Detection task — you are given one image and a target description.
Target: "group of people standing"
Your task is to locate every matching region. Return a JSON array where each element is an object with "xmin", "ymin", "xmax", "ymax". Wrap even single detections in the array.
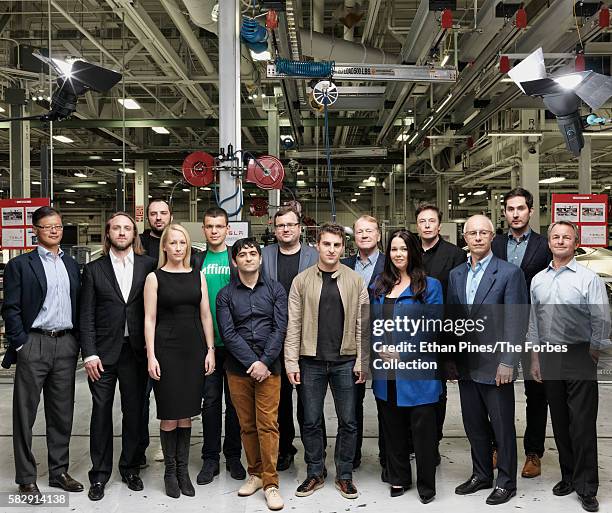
[{"xmin": 1, "ymin": 186, "xmax": 608, "ymax": 512}]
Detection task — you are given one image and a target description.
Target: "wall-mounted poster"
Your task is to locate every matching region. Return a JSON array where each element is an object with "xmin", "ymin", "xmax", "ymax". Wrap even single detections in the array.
[
  {"xmin": 552, "ymin": 194, "xmax": 609, "ymax": 247},
  {"xmin": 0, "ymin": 198, "xmax": 50, "ymax": 249}
]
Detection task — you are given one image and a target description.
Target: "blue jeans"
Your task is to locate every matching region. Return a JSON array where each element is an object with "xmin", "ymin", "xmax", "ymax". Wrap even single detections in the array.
[{"xmin": 300, "ymin": 359, "xmax": 357, "ymax": 480}]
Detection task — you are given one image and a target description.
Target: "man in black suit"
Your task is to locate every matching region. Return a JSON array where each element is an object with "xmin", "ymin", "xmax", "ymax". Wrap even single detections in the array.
[
  {"xmin": 415, "ymin": 202, "xmax": 466, "ymax": 463},
  {"xmin": 492, "ymin": 187, "xmax": 552, "ymax": 479},
  {"xmin": 1, "ymin": 206, "xmax": 83, "ymax": 503},
  {"xmin": 80, "ymin": 212, "xmax": 156, "ymax": 501},
  {"xmin": 341, "ymin": 215, "xmax": 385, "ymax": 470}
]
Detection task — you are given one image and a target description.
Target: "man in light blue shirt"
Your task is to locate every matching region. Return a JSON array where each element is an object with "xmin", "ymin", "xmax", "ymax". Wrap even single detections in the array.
[{"xmin": 528, "ymin": 221, "xmax": 610, "ymax": 513}]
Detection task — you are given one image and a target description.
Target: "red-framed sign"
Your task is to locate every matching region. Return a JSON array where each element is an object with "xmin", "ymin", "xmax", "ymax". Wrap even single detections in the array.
[
  {"xmin": 0, "ymin": 198, "xmax": 51, "ymax": 249},
  {"xmin": 551, "ymin": 193, "xmax": 609, "ymax": 247}
]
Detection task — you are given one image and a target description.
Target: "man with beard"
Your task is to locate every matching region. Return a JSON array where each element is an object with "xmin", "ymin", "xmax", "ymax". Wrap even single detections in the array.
[
  {"xmin": 140, "ymin": 199, "xmax": 173, "ymax": 262},
  {"xmin": 261, "ymin": 205, "xmax": 318, "ymax": 471},
  {"xmin": 138, "ymin": 198, "xmax": 173, "ymax": 466},
  {"xmin": 492, "ymin": 188, "xmax": 552, "ymax": 478},
  {"xmin": 80, "ymin": 212, "xmax": 157, "ymax": 501}
]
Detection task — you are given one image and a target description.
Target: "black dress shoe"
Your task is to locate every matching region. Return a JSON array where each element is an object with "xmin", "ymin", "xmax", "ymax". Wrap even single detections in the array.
[
  {"xmin": 49, "ymin": 472, "xmax": 84, "ymax": 492},
  {"xmin": 419, "ymin": 494, "xmax": 435, "ymax": 504},
  {"xmin": 196, "ymin": 459, "xmax": 219, "ymax": 485},
  {"xmin": 277, "ymin": 453, "xmax": 294, "ymax": 471},
  {"xmin": 121, "ymin": 473, "xmax": 144, "ymax": 491},
  {"xmin": 455, "ymin": 475, "xmax": 493, "ymax": 495},
  {"xmin": 18, "ymin": 483, "xmax": 42, "ymax": 504},
  {"xmin": 580, "ymin": 495, "xmax": 599, "ymax": 512},
  {"xmin": 389, "ymin": 485, "xmax": 410, "ymax": 497},
  {"xmin": 226, "ymin": 458, "xmax": 246, "ymax": 480},
  {"xmin": 552, "ymin": 480, "xmax": 574, "ymax": 496},
  {"xmin": 88, "ymin": 482, "xmax": 105, "ymax": 501},
  {"xmin": 486, "ymin": 487, "xmax": 516, "ymax": 505}
]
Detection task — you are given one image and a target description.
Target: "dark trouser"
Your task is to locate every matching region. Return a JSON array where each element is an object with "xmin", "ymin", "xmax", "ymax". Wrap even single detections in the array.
[
  {"xmin": 296, "ymin": 383, "xmax": 327, "ymax": 454},
  {"xmin": 521, "ymin": 353, "xmax": 548, "ymax": 457},
  {"xmin": 544, "ymin": 379, "xmax": 598, "ymax": 497},
  {"xmin": 459, "ymin": 379, "xmax": 517, "ymax": 490},
  {"xmin": 300, "ymin": 359, "xmax": 356, "ymax": 480},
  {"xmin": 138, "ymin": 377, "xmax": 155, "ymax": 458},
  {"xmin": 200, "ymin": 347, "xmax": 242, "ymax": 462},
  {"xmin": 278, "ymin": 365, "xmax": 297, "ymax": 457},
  {"xmin": 13, "ymin": 332, "xmax": 79, "ymax": 485},
  {"xmin": 88, "ymin": 342, "xmax": 148, "ymax": 484},
  {"xmin": 353, "ymin": 381, "xmax": 366, "ymax": 465},
  {"xmin": 377, "ymin": 398, "xmax": 437, "ymax": 498},
  {"xmin": 227, "ymin": 373, "xmax": 281, "ymax": 489}
]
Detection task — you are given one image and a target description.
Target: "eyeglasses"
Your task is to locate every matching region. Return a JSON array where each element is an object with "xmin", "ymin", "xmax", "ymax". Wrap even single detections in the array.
[
  {"xmin": 464, "ymin": 229, "xmax": 493, "ymax": 239},
  {"xmin": 275, "ymin": 222, "xmax": 299, "ymax": 229},
  {"xmin": 34, "ymin": 224, "xmax": 64, "ymax": 231}
]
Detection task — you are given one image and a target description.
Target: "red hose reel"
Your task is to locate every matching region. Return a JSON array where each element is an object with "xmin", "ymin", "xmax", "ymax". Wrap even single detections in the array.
[
  {"xmin": 182, "ymin": 151, "xmax": 215, "ymax": 187},
  {"xmin": 245, "ymin": 155, "xmax": 285, "ymax": 190}
]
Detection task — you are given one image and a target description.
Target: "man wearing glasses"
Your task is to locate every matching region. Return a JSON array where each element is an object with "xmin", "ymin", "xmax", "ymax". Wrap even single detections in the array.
[
  {"xmin": 262, "ymin": 205, "xmax": 318, "ymax": 471},
  {"xmin": 447, "ymin": 215, "xmax": 528, "ymax": 506},
  {"xmin": 2, "ymin": 206, "xmax": 83, "ymax": 503}
]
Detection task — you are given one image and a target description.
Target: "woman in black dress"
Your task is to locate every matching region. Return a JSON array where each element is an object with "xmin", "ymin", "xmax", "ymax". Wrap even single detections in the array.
[{"xmin": 144, "ymin": 223, "xmax": 215, "ymax": 498}]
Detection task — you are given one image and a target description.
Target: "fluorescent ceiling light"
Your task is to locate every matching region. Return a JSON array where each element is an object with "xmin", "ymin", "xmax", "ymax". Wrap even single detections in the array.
[
  {"xmin": 65, "ymin": 200, "xmax": 75, "ymax": 205},
  {"xmin": 32, "ymin": 180, "xmax": 41, "ymax": 185},
  {"xmin": 441, "ymin": 54, "xmax": 450, "ymax": 67},
  {"xmin": 435, "ymin": 94, "xmax": 453, "ymax": 113},
  {"xmin": 249, "ymin": 193, "xmax": 257, "ymax": 197},
  {"xmin": 539, "ymin": 176, "xmax": 566, "ymax": 184},
  {"xmin": 97, "ymin": 181, "xmax": 107, "ymax": 185},
  {"xmin": 408, "ymin": 132, "xmax": 420, "ymax": 144},
  {"xmin": 358, "ymin": 185, "xmax": 366, "ymax": 189},
  {"xmin": 397, "ymin": 132, "xmax": 409, "ymax": 142},
  {"xmin": 52, "ymin": 135, "xmax": 73, "ymax": 143},
  {"xmin": 297, "ymin": 180, "xmax": 307, "ymax": 186},
  {"xmin": 500, "ymin": 77, "xmax": 514, "ymax": 82},
  {"xmin": 112, "ymin": 158, "xmax": 122, "ymax": 162},
  {"xmin": 354, "ymin": 192, "xmax": 361, "ymax": 196},
  {"xmin": 152, "ymin": 126, "xmax": 170, "ymax": 134},
  {"xmin": 473, "ymin": 190, "xmax": 487, "ymax": 196},
  {"xmin": 182, "ymin": 188, "xmax": 190, "ymax": 192},
  {"xmin": 297, "ymin": 170, "xmax": 305, "ymax": 175},
  {"xmin": 351, "ymin": 198, "xmax": 358, "ymax": 202},
  {"xmin": 64, "ymin": 188, "xmax": 76, "ymax": 193},
  {"xmin": 0, "ymin": 106, "xmax": 5, "ymax": 113},
  {"xmin": 119, "ymin": 167, "xmax": 136, "ymax": 173},
  {"xmin": 148, "ymin": 172, "xmax": 152, "ymax": 176},
  {"xmin": 163, "ymin": 180, "xmax": 173, "ymax": 184},
  {"xmin": 422, "ymin": 116, "xmax": 434, "ymax": 130},
  {"xmin": 553, "ymin": 74, "xmax": 585, "ymax": 90},
  {"xmin": 200, "ymin": 186, "xmax": 211, "ymax": 191},
  {"xmin": 118, "ymin": 98, "xmax": 141, "ymax": 109},
  {"xmin": 368, "ymin": 175, "xmax": 376, "ymax": 181},
  {"xmin": 488, "ymin": 132, "xmax": 543, "ymax": 137},
  {"xmin": 89, "ymin": 155, "xmax": 102, "ymax": 160},
  {"xmin": 459, "ymin": 197, "xmax": 466, "ymax": 204},
  {"xmin": 74, "ymin": 172, "xmax": 87, "ymax": 178}
]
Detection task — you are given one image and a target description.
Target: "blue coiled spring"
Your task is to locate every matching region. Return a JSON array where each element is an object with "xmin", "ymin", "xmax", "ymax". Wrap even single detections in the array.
[{"xmin": 275, "ymin": 58, "xmax": 334, "ymax": 77}]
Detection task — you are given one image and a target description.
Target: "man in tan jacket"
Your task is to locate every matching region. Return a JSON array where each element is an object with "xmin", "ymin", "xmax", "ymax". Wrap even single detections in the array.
[{"xmin": 285, "ymin": 223, "xmax": 369, "ymax": 500}]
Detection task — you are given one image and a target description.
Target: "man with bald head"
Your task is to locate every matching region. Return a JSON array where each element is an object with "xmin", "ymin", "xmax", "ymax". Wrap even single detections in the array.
[{"xmin": 446, "ymin": 215, "xmax": 528, "ymax": 506}]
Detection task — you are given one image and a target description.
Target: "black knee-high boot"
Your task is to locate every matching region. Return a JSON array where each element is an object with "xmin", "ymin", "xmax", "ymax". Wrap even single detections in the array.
[
  {"xmin": 176, "ymin": 427, "xmax": 195, "ymax": 496},
  {"xmin": 160, "ymin": 429, "xmax": 180, "ymax": 498}
]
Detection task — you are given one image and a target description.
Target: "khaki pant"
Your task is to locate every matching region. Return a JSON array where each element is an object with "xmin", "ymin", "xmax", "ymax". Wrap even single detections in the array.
[{"xmin": 227, "ymin": 373, "xmax": 281, "ymax": 489}]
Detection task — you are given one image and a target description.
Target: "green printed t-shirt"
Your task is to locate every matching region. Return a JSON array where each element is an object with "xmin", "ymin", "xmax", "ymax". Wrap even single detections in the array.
[{"xmin": 201, "ymin": 249, "xmax": 231, "ymax": 346}]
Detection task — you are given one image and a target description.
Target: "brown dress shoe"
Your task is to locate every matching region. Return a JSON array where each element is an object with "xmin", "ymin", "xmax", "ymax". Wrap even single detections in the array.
[{"xmin": 521, "ymin": 454, "xmax": 541, "ymax": 478}]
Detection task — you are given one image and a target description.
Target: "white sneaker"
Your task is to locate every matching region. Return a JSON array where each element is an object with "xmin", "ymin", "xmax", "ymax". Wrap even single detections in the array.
[
  {"xmin": 265, "ymin": 486, "xmax": 284, "ymax": 510},
  {"xmin": 238, "ymin": 475, "xmax": 263, "ymax": 496}
]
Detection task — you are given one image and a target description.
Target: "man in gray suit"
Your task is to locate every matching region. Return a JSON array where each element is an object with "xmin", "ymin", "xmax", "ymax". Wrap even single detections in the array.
[{"xmin": 262, "ymin": 205, "xmax": 318, "ymax": 471}]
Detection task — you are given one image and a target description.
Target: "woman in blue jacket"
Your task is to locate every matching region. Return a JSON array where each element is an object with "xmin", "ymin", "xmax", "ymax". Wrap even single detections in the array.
[{"xmin": 371, "ymin": 230, "xmax": 442, "ymax": 503}]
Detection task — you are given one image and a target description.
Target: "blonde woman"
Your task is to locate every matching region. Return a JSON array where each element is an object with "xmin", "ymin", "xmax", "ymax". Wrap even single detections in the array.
[{"xmin": 143, "ymin": 224, "xmax": 215, "ymax": 498}]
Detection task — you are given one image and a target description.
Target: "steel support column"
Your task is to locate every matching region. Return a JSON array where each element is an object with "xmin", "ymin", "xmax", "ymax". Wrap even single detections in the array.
[
  {"xmin": 520, "ymin": 110, "xmax": 541, "ymax": 232},
  {"xmin": 116, "ymin": 171, "xmax": 126, "ymax": 212},
  {"xmin": 9, "ymin": 103, "xmax": 30, "ymax": 198},
  {"xmin": 218, "ymin": 0, "xmax": 242, "ymax": 221},
  {"xmin": 134, "ymin": 159, "xmax": 149, "ymax": 232},
  {"xmin": 265, "ymin": 101, "xmax": 280, "ymax": 218},
  {"xmin": 579, "ymin": 137, "xmax": 592, "ymax": 194}
]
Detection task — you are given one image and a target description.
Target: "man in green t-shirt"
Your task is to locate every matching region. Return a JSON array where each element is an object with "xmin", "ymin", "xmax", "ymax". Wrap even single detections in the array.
[{"xmin": 192, "ymin": 207, "xmax": 245, "ymax": 485}]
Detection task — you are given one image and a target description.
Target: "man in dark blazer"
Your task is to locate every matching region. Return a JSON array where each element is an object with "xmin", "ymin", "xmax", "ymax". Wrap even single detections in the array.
[
  {"xmin": 415, "ymin": 202, "xmax": 466, "ymax": 462},
  {"xmin": 80, "ymin": 212, "xmax": 156, "ymax": 501},
  {"xmin": 447, "ymin": 215, "xmax": 528, "ymax": 506},
  {"xmin": 341, "ymin": 215, "xmax": 385, "ymax": 470},
  {"xmin": 1, "ymin": 206, "xmax": 83, "ymax": 502},
  {"xmin": 262, "ymin": 205, "xmax": 318, "ymax": 471},
  {"xmin": 492, "ymin": 187, "xmax": 552, "ymax": 479}
]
